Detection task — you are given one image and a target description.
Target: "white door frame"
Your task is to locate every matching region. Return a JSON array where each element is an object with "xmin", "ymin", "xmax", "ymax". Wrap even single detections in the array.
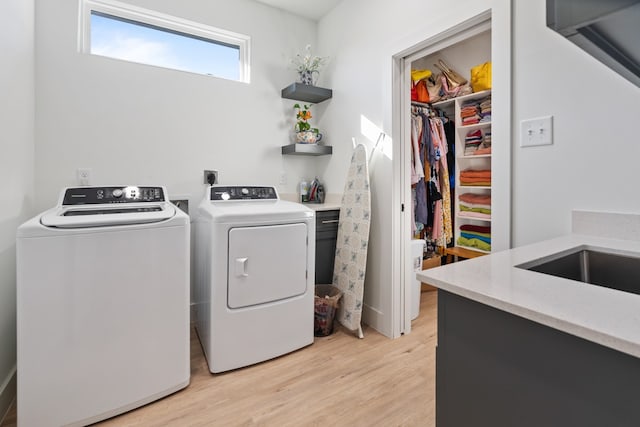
[{"xmin": 390, "ymin": 6, "xmax": 511, "ymax": 335}]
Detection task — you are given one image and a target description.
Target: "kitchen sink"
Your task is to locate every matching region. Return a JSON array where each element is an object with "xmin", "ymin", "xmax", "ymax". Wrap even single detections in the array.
[{"xmin": 516, "ymin": 246, "xmax": 640, "ymax": 296}]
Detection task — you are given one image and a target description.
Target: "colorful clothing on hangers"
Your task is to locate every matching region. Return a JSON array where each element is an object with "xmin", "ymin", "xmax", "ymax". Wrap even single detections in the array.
[
  {"xmin": 410, "ymin": 112, "xmax": 424, "ymax": 185},
  {"xmin": 410, "ymin": 105, "xmax": 455, "ymax": 248}
]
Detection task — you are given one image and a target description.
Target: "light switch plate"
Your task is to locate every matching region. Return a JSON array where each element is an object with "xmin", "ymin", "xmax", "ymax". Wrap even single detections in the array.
[{"xmin": 520, "ymin": 116, "xmax": 553, "ymax": 147}]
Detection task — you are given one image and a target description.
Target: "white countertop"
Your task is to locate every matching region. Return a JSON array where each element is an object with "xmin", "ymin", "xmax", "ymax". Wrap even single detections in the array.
[
  {"xmin": 417, "ymin": 233, "xmax": 640, "ymax": 358},
  {"xmin": 279, "ymin": 193, "xmax": 341, "ymax": 211}
]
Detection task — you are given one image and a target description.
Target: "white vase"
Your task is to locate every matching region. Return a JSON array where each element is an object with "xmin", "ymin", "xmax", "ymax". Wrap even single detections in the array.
[{"xmin": 298, "ymin": 70, "xmax": 318, "ymax": 86}]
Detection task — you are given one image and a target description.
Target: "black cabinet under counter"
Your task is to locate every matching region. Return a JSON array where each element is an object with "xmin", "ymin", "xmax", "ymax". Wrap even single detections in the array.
[{"xmin": 315, "ymin": 209, "xmax": 339, "ymax": 284}]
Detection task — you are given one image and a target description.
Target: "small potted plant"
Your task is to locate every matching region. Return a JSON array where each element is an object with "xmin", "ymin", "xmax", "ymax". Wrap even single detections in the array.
[
  {"xmin": 291, "ymin": 44, "xmax": 328, "ymax": 86},
  {"xmin": 294, "ymin": 103, "xmax": 322, "ymax": 144}
]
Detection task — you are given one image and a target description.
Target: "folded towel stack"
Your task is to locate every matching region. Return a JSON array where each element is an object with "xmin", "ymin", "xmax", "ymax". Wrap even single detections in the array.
[
  {"xmin": 460, "ymin": 100, "xmax": 480, "ymax": 126},
  {"xmin": 457, "ymin": 224, "xmax": 491, "ymax": 251},
  {"xmin": 460, "ymin": 95, "xmax": 491, "ymax": 126},
  {"xmin": 464, "ymin": 129, "xmax": 483, "ymax": 155},
  {"xmin": 458, "ymin": 193, "xmax": 491, "ymax": 219},
  {"xmin": 473, "ymin": 130, "xmax": 491, "ymax": 155},
  {"xmin": 460, "ymin": 169, "xmax": 491, "ymax": 186},
  {"xmin": 479, "ymin": 96, "xmax": 491, "ymax": 123},
  {"xmin": 464, "ymin": 129, "xmax": 492, "ymax": 156}
]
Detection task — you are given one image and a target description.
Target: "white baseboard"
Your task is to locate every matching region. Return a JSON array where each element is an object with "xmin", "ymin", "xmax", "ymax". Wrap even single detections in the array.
[{"xmin": 0, "ymin": 366, "xmax": 16, "ymax": 425}]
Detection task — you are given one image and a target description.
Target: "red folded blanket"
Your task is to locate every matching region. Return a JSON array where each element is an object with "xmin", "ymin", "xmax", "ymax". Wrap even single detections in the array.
[{"xmin": 460, "ymin": 224, "xmax": 491, "ymax": 234}]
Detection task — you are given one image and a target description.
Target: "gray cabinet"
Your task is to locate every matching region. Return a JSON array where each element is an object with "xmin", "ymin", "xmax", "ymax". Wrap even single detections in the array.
[
  {"xmin": 436, "ymin": 290, "xmax": 640, "ymax": 427},
  {"xmin": 315, "ymin": 209, "xmax": 339, "ymax": 283}
]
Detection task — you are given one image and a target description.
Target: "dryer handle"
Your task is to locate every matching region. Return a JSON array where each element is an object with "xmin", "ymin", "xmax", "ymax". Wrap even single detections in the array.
[{"xmin": 235, "ymin": 257, "xmax": 249, "ymax": 277}]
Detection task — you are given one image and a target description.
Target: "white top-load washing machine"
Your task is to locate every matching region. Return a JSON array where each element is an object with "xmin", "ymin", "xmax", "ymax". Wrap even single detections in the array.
[
  {"xmin": 17, "ymin": 186, "xmax": 190, "ymax": 427},
  {"xmin": 194, "ymin": 185, "xmax": 315, "ymax": 373}
]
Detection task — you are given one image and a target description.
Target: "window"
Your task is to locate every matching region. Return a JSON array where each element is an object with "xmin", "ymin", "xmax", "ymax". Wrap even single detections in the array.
[{"xmin": 79, "ymin": 0, "xmax": 250, "ymax": 82}]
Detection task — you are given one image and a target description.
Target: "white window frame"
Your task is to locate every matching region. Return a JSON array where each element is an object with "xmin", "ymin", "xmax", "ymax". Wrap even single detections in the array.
[{"xmin": 78, "ymin": 0, "xmax": 251, "ymax": 83}]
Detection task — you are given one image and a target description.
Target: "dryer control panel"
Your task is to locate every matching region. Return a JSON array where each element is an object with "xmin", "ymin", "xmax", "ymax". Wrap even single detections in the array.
[
  {"xmin": 210, "ymin": 186, "xmax": 278, "ymax": 201},
  {"xmin": 62, "ymin": 186, "xmax": 166, "ymax": 205}
]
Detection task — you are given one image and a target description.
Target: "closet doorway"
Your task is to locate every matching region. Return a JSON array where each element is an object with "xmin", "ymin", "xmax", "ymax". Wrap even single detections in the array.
[{"xmin": 391, "ymin": 8, "xmax": 511, "ymax": 336}]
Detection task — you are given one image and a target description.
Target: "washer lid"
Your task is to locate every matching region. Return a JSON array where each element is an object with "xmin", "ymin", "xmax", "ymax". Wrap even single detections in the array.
[{"xmin": 40, "ymin": 203, "xmax": 176, "ymax": 228}]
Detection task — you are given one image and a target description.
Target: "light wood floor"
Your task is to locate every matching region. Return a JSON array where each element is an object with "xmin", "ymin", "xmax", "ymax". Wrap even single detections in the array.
[{"xmin": 2, "ymin": 291, "xmax": 437, "ymax": 427}]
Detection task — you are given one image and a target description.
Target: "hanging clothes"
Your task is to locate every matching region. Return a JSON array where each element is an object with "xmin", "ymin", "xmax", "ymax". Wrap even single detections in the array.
[
  {"xmin": 430, "ymin": 117, "xmax": 453, "ymax": 247},
  {"xmin": 444, "ymin": 120, "xmax": 455, "ymax": 189},
  {"xmin": 410, "ymin": 104, "xmax": 453, "ymax": 248},
  {"xmin": 410, "ymin": 113, "xmax": 425, "ymax": 185},
  {"xmin": 419, "ymin": 111, "xmax": 434, "ymax": 230}
]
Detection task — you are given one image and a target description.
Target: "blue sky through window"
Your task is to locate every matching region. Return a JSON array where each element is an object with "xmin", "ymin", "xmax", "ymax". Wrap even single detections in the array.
[{"xmin": 90, "ymin": 12, "xmax": 240, "ymax": 80}]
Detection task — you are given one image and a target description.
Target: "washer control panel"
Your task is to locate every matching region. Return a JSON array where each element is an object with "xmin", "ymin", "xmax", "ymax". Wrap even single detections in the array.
[
  {"xmin": 62, "ymin": 186, "xmax": 165, "ymax": 205},
  {"xmin": 210, "ymin": 186, "xmax": 278, "ymax": 201}
]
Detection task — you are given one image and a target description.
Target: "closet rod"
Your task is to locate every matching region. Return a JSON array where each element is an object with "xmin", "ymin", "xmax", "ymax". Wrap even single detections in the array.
[{"xmin": 411, "ymin": 104, "xmax": 448, "ymax": 120}]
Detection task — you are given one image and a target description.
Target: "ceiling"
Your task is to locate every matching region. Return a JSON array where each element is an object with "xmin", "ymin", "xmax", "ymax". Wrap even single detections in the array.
[{"xmin": 253, "ymin": 0, "xmax": 342, "ymax": 21}]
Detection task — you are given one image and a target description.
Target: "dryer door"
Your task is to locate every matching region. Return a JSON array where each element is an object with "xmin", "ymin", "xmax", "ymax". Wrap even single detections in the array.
[{"xmin": 228, "ymin": 222, "xmax": 308, "ymax": 308}]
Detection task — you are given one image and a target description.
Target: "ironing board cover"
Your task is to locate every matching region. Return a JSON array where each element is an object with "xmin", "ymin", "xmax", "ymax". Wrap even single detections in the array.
[{"xmin": 334, "ymin": 144, "xmax": 371, "ymax": 338}]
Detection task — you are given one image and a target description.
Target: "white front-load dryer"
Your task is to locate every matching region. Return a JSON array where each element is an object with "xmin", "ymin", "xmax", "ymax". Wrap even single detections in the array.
[
  {"xmin": 194, "ymin": 185, "xmax": 315, "ymax": 373},
  {"xmin": 16, "ymin": 186, "xmax": 190, "ymax": 427}
]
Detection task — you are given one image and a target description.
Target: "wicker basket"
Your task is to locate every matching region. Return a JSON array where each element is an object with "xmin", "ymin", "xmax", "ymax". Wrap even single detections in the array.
[{"xmin": 314, "ymin": 284, "xmax": 343, "ymax": 337}]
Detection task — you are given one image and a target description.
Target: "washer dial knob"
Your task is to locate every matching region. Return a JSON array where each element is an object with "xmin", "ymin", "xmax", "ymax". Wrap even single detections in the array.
[{"xmin": 112, "ymin": 189, "xmax": 123, "ymax": 198}]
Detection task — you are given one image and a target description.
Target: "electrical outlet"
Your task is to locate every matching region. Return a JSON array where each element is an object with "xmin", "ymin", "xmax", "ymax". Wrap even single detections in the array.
[
  {"xmin": 520, "ymin": 116, "xmax": 553, "ymax": 147},
  {"xmin": 279, "ymin": 171, "xmax": 287, "ymax": 185},
  {"xmin": 76, "ymin": 168, "xmax": 91, "ymax": 186},
  {"xmin": 203, "ymin": 170, "xmax": 218, "ymax": 185}
]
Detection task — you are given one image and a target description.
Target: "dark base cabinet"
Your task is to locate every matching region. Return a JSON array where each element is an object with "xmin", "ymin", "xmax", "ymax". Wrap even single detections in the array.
[
  {"xmin": 315, "ymin": 209, "xmax": 339, "ymax": 284},
  {"xmin": 437, "ymin": 290, "xmax": 640, "ymax": 427}
]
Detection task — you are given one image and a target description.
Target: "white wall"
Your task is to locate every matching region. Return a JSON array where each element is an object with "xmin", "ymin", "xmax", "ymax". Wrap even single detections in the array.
[
  {"xmin": 317, "ymin": 0, "xmax": 509, "ymax": 337},
  {"xmin": 512, "ymin": 1, "xmax": 640, "ymax": 246},
  {"xmin": 34, "ymin": 0, "xmax": 320, "ymax": 211},
  {"xmin": 318, "ymin": 0, "xmax": 640, "ymax": 337},
  {"xmin": 0, "ymin": 0, "xmax": 35, "ymax": 416},
  {"xmin": 28, "ymin": 0, "xmax": 640, "ymax": 347}
]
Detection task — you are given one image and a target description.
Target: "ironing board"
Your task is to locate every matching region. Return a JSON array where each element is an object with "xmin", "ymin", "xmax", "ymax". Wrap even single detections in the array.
[{"xmin": 333, "ymin": 144, "xmax": 371, "ymax": 338}]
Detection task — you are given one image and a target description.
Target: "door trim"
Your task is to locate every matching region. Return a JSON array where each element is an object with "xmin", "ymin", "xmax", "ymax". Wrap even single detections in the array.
[{"xmin": 391, "ymin": 6, "xmax": 511, "ymax": 335}]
